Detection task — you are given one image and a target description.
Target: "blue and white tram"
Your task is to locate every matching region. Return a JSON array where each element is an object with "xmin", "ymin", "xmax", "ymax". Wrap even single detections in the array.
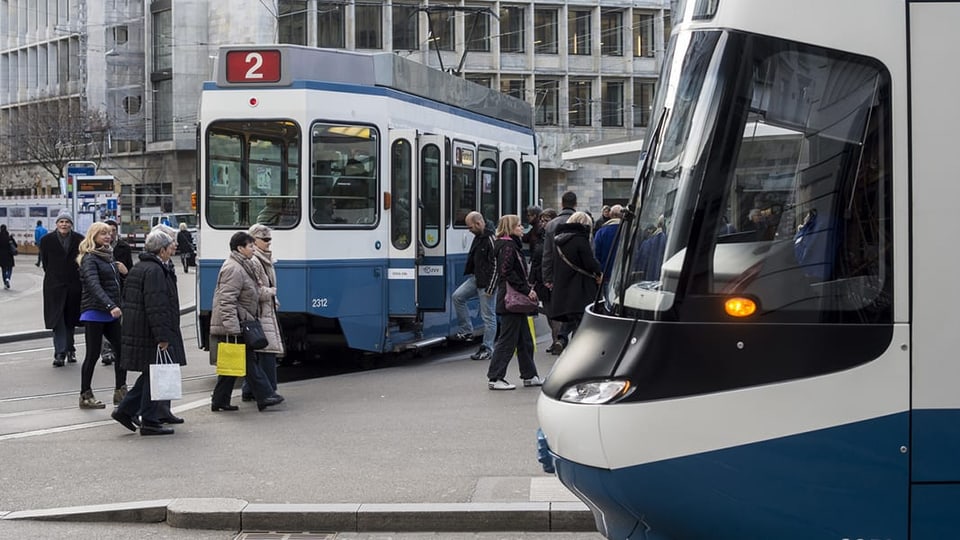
[
  {"xmin": 537, "ymin": 1, "xmax": 960, "ymax": 538},
  {"xmin": 197, "ymin": 45, "xmax": 537, "ymax": 354}
]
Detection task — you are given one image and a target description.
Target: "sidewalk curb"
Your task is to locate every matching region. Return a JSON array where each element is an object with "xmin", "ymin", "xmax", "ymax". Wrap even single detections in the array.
[
  {"xmin": 1, "ymin": 499, "xmax": 596, "ymax": 532},
  {"xmin": 0, "ymin": 304, "xmax": 196, "ymax": 344}
]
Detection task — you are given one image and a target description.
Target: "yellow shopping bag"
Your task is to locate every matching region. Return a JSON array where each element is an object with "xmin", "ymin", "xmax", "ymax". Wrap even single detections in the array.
[
  {"xmin": 528, "ymin": 315, "xmax": 537, "ymax": 353},
  {"xmin": 216, "ymin": 339, "xmax": 246, "ymax": 377}
]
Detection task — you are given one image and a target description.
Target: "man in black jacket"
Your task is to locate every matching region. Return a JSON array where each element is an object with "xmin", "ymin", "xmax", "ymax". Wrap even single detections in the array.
[{"xmin": 451, "ymin": 211, "xmax": 497, "ymax": 361}]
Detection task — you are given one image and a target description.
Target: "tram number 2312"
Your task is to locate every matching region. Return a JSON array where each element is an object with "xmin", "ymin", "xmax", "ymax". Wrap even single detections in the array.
[{"xmin": 311, "ymin": 298, "xmax": 329, "ymax": 309}]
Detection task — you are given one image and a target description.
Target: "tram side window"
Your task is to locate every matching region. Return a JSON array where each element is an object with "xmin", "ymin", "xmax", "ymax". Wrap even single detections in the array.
[
  {"xmin": 391, "ymin": 139, "xmax": 413, "ymax": 249},
  {"xmin": 206, "ymin": 121, "xmax": 301, "ymax": 229},
  {"xmin": 451, "ymin": 144, "xmax": 477, "ymax": 227},
  {"xmin": 421, "ymin": 144, "xmax": 442, "ymax": 247},
  {"xmin": 479, "ymin": 149, "xmax": 499, "ymax": 223},
  {"xmin": 501, "ymin": 159, "xmax": 518, "ymax": 217},
  {"xmin": 310, "ymin": 123, "xmax": 378, "ymax": 228},
  {"xmin": 521, "ymin": 161, "xmax": 536, "ymax": 213}
]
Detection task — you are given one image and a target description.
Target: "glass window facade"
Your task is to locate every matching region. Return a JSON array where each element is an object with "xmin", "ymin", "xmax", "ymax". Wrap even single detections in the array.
[
  {"xmin": 601, "ymin": 10, "xmax": 623, "ymax": 56},
  {"xmin": 318, "ymin": 4, "xmax": 345, "ymax": 48},
  {"xmin": 633, "ymin": 12, "xmax": 655, "ymax": 57},
  {"xmin": 534, "ymin": 8, "xmax": 558, "ymax": 54},
  {"xmin": 465, "ymin": 8, "xmax": 491, "ymax": 52},
  {"xmin": 355, "ymin": 3, "xmax": 382, "ymax": 49},
  {"xmin": 602, "ymin": 80, "xmax": 624, "ymax": 127},
  {"xmin": 568, "ymin": 10, "xmax": 591, "ymax": 55},
  {"xmin": 569, "ymin": 79, "xmax": 592, "ymax": 126},
  {"xmin": 535, "ymin": 79, "xmax": 559, "ymax": 126},
  {"xmin": 392, "ymin": 3, "xmax": 419, "ymax": 50},
  {"xmin": 500, "ymin": 6, "xmax": 524, "ymax": 53}
]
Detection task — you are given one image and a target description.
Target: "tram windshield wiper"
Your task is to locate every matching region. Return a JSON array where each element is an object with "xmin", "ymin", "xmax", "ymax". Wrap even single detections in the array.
[{"xmin": 612, "ymin": 107, "xmax": 669, "ymax": 317}]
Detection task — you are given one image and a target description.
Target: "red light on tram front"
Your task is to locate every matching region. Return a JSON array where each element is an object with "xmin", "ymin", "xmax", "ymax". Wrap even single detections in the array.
[{"xmin": 249, "ymin": 97, "xmax": 258, "ymax": 107}]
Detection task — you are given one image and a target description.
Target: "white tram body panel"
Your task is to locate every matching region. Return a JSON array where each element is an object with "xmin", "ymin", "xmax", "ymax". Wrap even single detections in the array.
[{"xmin": 536, "ymin": 1, "xmax": 960, "ymax": 539}]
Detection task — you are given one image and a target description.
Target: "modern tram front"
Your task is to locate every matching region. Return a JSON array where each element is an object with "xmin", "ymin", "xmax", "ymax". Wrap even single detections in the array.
[{"xmin": 537, "ymin": 7, "xmax": 909, "ymax": 540}]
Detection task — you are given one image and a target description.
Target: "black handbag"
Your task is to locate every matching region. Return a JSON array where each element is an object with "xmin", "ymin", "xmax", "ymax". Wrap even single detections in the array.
[{"xmin": 241, "ymin": 319, "xmax": 268, "ymax": 350}]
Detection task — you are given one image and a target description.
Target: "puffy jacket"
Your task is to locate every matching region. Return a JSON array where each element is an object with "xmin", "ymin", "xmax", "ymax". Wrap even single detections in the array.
[
  {"xmin": 209, "ymin": 251, "xmax": 262, "ymax": 338},
  {"xmin": 120, "ymin": 253, "xmax": 185, "ymax": 371},
  {"xmin": 79, "ymin": 253, "xmax": 122, "ymax": 314},
  {"xmin": 491, "ymin": 235, "xmax": 531, "ymax": 315}
]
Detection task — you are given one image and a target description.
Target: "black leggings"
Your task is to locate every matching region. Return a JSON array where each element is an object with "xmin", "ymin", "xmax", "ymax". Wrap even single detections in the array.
[{"xmin": 81, "ymin": 320, "xmax": 127, "ymax": 394}]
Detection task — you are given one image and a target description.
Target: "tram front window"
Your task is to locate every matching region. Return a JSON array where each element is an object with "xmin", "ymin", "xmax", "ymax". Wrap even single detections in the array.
[
  {"xmin": 608, "ymin": 30, "xmax": 892, "ymax": 324},
  {"xmin": 310, "ymin": 123, "xmax": 379, "ymax": 227},
  {"xmin": 206, "ymin": 120, "xmax": 301, "ymax": 229}
]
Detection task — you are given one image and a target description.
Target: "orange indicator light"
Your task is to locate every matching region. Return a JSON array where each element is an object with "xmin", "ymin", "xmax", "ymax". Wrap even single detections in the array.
[{"xmin": 724, "ymin": 297, "xmax": 757, "ymax": 318}]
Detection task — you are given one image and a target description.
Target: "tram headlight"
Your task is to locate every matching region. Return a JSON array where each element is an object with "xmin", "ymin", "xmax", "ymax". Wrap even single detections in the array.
[{"xmin": 560, "ymin": 380, "xmax": 632, "ymax": 404}]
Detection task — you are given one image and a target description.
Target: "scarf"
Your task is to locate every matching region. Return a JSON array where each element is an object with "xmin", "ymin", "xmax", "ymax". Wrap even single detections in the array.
[
  {"xmin": 229, "ymin": 251, "xmax": 262, "ymax": 285},
  {"xmin": 89, "ymin": 244, "xmax": 114, "ymax": 262},
  {"xmin": 252, "ymin": 247, "xmax": 276, "ymax": 288}
]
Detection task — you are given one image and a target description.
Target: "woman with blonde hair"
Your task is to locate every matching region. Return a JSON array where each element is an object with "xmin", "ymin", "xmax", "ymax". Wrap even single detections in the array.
[
  {"xmin": 485, "ymin": 214, "xmax": 543, "ymax": 391},
  {"xmin": 76, "ymin": 222, "xmax": 128, "ymax": 408}
]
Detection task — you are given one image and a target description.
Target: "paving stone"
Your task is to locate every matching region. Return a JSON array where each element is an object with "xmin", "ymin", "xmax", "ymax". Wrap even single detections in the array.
[
  {"xmin": 167, "ymin": 498, "xmax": 247, "ymax": 530},
  {"xmin": 357, "ymin": 502, "xmax": 550, "ymax": 532},
  {"xmin": 242, "ymin": 503, "xmax": 360, "ymax": 531}
]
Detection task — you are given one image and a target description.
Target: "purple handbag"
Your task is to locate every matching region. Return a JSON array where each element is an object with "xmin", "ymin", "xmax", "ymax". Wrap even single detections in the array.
[{"xmin": 505, "ymin": 282, "xmax": 538, "ymax": 313}]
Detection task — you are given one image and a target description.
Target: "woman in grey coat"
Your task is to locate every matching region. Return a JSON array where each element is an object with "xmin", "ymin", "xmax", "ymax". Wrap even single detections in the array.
[
  {"xmin": 241, "ymin": 224, "xmax": 285, "ymax": 402},
  {"xmin": 208, "ymin": 231, "xmax": 283, "ymax": 412}
]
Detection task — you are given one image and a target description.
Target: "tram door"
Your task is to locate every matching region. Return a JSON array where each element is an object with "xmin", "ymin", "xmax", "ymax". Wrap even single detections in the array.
[
  {"xmin": 387, "ymin": 130, "xmax": 418, "ymax": 316},
  {"xmin": 521, "ymin": 154, "xmax": 538, "ymax": 212},
  {"xmin": 500, "ymin": 151, "xmax": 521, "ymax": 216},
  {"xmin": 417, "ymin": 134, "xmax": 446, "ymax": 311}
]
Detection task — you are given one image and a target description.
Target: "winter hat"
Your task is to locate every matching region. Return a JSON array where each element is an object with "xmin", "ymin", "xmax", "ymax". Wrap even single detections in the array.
[{"xmin": 55, "ymin": 211, "xmax": 73, "ymax": 224}]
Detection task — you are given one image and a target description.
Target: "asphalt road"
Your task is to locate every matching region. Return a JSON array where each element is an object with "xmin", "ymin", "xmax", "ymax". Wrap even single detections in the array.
[{"xmin": 0, "ymin": 253, "xmax": 603, "ymax": 539}]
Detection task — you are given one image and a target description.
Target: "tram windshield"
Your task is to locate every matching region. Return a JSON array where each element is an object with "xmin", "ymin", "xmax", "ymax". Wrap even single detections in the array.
[
  {"xmin": 606, "ymin": 30, "xmax": 893, "ymax": 323},
  {"xmin": 206, "ymin": 120, "xmax": 301, "ymax": 229}
]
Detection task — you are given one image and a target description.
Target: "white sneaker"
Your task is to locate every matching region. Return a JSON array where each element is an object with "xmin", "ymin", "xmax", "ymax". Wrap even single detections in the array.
[
  {"xmin": 488, "ymin": 379, "xmax": 516, "ymax": 390},
  {"xmin": 523, "ymin": 376, "xmax": 544, "ymax": 387}
]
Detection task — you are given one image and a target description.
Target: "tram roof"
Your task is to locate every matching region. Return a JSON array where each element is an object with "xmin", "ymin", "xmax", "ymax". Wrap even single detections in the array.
[{"xmin": 213, "ymin": 45, "xmax": 534, "ymax": 130}]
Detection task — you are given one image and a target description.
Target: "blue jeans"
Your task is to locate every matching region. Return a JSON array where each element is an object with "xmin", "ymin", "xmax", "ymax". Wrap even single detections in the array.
[
  {"xmin": 452, "ymin": 275, "xmax": 497, "ymax": 351},
  {"xmin": 1, "ymin": 266, "xmax": 11, "ymax": 283},
  {"xmin": 51, "ymin": 317, "xmax": 76, "ymax": 357},
  {"xmin": 117, "ymin": 371, "xmax": 162, "ymax": 426},
  {"xmin": 212, "ymin": 347, "xmax": 274, "ymax": 406},
  {"xmin": 242, "ymin": 352, "xmax": 278, "ymax": 397}
]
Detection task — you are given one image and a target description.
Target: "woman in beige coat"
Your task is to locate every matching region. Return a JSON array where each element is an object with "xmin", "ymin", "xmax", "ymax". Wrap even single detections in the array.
[
  {"xmin": 209, "ymin": 231, "xmax": 284, "ymax": 412},
  {"xmin": 241, "ymin": 224, "xmax": 285, "ymax": 402}
]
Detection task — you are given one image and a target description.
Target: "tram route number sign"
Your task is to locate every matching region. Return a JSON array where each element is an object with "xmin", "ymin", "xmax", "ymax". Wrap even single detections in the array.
[{"xmin": 225, "ymin": 50, "xmax": 281, "ymax": 83}]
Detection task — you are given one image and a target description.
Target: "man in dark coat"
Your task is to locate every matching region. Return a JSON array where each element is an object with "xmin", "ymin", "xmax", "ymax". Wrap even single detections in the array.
[
  {"xmin": 451, "ymin": 211, "xmax": 498, "ymax": 360},
  {"xmin": 39, "ymin": 211, "xmax": 84, "ymax": 367},
  {"xmin": 551, "ymin": 213, "xmax": 603, "ymax": 336},
  {"xmin": 541, "ymin": 191, "xmax": 578, "ymax": 353},
  {"xmin": 112, "ymin": 229, "xmax": 186, "ymax": 436}
]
